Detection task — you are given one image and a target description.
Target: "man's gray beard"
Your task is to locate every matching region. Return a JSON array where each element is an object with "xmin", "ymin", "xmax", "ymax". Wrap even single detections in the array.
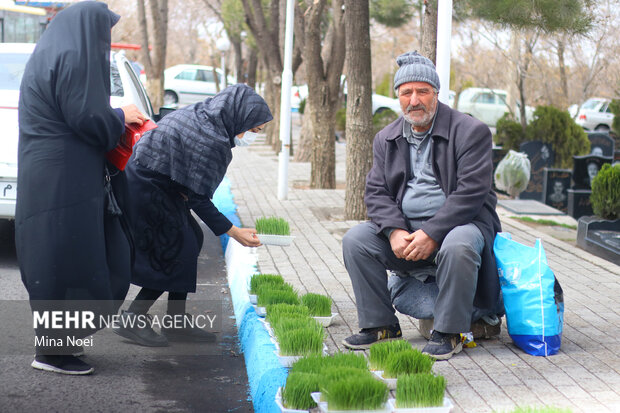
[{"xmin": 403, "ymin": 97, "xmax": 438, "ymax": 128}]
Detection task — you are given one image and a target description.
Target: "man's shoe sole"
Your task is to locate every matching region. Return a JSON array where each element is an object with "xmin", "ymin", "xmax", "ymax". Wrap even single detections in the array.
[
  {"xmin": 31, "ymin": 359, "xmax": 94, "ymax": 375},
  {"xmin": 422, "ymin": 341, "xmax": 463, "ymax": 360},
  {"xmin": 112, "ymin": 327, "xmax": 169, "ymax": 347},
  {"xmin": 341, "ymin": 336, "xmax": 402, "ymax": 350}
]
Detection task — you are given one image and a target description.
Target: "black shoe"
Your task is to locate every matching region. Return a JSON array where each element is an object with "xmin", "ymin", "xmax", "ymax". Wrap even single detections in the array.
[
  {"xmin": 112, "ymin": 311, "xmax": 168, "ymax": 347},
  {"xmin": 342, "ymin": 323, "xmax": 402, "ymax": 350},
  {"xmin": 422, "ymin": 330, "xmax": 463, "ymax": 360},
  {"xmin": 31, "ymin": 355, "xmax": 94, "ymax": 375},
  {"xmin": 470, "ymin": 315, "xmax": 501, "ymax": 339},
  {"xmin": 161, "ymin": 314, "xmax": 217, "ymax": 342},
  {"xmin": 69, "ymin": 345, "xmax": 85, "ymax": 357}
]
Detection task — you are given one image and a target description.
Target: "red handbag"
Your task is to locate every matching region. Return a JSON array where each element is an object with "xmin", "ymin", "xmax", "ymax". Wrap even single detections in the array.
[{"xmin": 106, "ymin": 119, "xmax": 157, "ymax": 170}]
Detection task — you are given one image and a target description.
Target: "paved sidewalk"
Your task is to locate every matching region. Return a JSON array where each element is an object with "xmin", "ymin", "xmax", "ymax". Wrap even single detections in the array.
[{"xmin": 227, "ymin": 132, "xmax": 620, "ymax": 413}]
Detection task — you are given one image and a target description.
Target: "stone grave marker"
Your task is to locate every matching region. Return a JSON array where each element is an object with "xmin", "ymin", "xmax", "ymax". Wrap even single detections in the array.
[
  {"xmin": 572, "ymin": 155, "xmax": 613, "ymax": 190},
  {"xmin": 568, "ymin": 189, "xmax": 593, "ymax": 220},
  {"xmin": 542, "ymin": 168, "xmax": 571, "ymax": 213},
  {"xmin": 519, "ymin": 141, "xmax": 555, "ymax": 201},
  {"xmin": 587, "ymin": 132, "xmax": 615, "ymax": 157}
]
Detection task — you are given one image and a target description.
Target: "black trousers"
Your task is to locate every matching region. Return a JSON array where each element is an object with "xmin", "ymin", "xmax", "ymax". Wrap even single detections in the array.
[{"xmin": 128, "ymin": 287, "xmax": 188, "ymax": 315}]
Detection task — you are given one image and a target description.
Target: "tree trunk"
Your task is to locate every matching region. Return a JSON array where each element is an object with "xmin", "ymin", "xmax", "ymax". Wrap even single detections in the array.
[
  {"xmin": 137, "ymin": 0, "xmax": 168, "ymax": 112},
  {"xmin": 557, "ymin": 36, "xmax": 569, "ymax": 110},
  {"xmin": 311, "ymin": 98, "xmax": 337, "ymax": 188},
  {"xmin": 294, "ymin": 106, "xmax": 313, "ymax": 162},
  {"xmin": 247, "ymin": 48, "xmax": 258, "ymax": 88},
  {"xmin": 420, "ymin": 0, "xmax": 438, "ymax": 63},
  {"xmin": 344, "ymin": 0, "xmax": 373, "ymax": 220},
  {"xmin": 305, "ymin": 0, "xmax": 346, "ymax": 189}
]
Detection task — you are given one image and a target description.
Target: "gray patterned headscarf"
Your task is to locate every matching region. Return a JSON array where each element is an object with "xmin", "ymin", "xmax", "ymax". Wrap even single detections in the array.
[{"xmin": 134, "ymin": 84, "xmax": 273, "ymax": 197}]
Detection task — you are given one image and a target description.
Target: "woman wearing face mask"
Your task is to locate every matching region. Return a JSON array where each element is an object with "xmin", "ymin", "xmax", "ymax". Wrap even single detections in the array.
[{"xmin": 114, "ymin": 84, "xmax": 272, "ymax": 346}]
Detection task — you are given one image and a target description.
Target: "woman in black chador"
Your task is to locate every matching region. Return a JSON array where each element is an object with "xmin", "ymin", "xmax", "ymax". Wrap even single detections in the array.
[
  {"xmin": 17, "ymin": 2, "xmax": 145, "ymax": 375},
  {"xmin": 113, "ymin": 84, "xmax": 272, "ymax": 347}
]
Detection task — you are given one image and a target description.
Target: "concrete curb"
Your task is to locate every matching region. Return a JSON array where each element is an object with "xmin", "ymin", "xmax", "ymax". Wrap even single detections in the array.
[{"xmin": 213, "ymin": 178, "xmax": 287, "ymax": 413}]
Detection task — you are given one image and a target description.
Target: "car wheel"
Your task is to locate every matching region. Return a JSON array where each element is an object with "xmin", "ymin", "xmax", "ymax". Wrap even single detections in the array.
[
  {"xmin": 594, "ymin": 124, "xmax": 610, "ymax": 133},
  {"xmin": 163, "ymin": 90, "xmax": 178, "ymax": 106}
]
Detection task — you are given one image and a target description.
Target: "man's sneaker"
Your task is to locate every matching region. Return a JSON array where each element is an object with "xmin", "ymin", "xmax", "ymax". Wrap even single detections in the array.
[
  {"xmin": 421, "ymin": 330, "xmax": 463, "ymax": 360},
  {"xmin": 31, "ymin": 355, "xmax": 94, "ymax": 375},
  {"xmin": 161, "ymin": 314, "xmax": 217, "ymax": 342},
  {"xmin": 112, "ymin": 311, "xmax": 168, "ymax": 347},
  {"xmin": 342, "ymin": 323, "xmax": 402, "ymax": 350}
]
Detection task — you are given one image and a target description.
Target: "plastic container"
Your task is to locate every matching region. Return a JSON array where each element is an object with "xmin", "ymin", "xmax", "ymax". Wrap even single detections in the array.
[
  {"xmin": 257, "ymin": 234, "xmax": 295, "ymax": 246},
  {"xmin": 387, "ymin": 397, "xmax": 453, "ymax": 412},
  {"xmin": 313, "ymin": 312, "xmax": 339, "ymax": 327}
]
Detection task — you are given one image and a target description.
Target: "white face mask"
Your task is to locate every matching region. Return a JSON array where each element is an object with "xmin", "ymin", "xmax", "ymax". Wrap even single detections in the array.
[{"xmin": 234, "ymin": 131, "xmax": 259, "ymax": 147}]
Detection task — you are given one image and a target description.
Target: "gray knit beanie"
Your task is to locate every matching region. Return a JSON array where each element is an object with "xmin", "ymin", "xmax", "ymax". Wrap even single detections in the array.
[{"xmin": 393, "ymin": 51, "xmax": 440, "ymax": 91}]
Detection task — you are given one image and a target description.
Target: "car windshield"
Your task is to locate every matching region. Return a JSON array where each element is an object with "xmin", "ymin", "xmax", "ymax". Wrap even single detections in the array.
[
  {"xmin": 110, "ymin": 58, "xmax": 124, "ymax": 97},
  {"xmin": 0, "ymin": 53, "xmax": 31, "ymax": 90},
  {"xmin": 581, "ymin": 99, "xmax": 603, "ymax": 110}
]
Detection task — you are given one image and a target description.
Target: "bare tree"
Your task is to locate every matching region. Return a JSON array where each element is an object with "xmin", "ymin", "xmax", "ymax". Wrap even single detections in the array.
[
  {"xmin": 305, "ymin": 0, "xmax": 346, "ymax": 189},
  {"xmin": 344, "ymin": 0, "xmax": 373, "ymax": 218},
  {"xmin": 241, "ymin": 0, "xmax": 304, "ymax": 150},
  {"xmin": 420, "ymin": 0, "xmax": 437, "ymax": 63},
  {"xmin": 137, "ymin": 0, "xmax": 169, "ymax": 111}
]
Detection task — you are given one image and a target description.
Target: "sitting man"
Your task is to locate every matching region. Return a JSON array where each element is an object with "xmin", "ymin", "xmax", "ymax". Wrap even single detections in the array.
[{"xmin": 342, "ymin": 51, "xmax": 503, "ymax": 360}]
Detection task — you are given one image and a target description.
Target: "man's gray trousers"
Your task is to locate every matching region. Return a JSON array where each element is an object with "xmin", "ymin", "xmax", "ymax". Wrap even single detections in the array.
[{"xmin": 342, "ymin": 221, "xmax": 484, "ymax": 334}]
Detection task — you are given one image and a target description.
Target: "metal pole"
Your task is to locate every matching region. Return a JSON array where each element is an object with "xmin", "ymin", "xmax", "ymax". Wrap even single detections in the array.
[
  {"xmin": 277, "ymin": 0, "xmax": 295, "ymax": 200},
  {"xmin": 436, "ymin": 0, "xmax": 453, "ymax": 105}
]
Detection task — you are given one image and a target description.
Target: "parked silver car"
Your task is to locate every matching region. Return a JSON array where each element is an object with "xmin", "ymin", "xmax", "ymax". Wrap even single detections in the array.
[
  {"xmin": 574, "ymin": 97, "xmax": 614, "ymax": 132},
  {"xmin": 163, "ymin": 64, "xmax": 233, "ymax": 107},
  {"xmin": 0, "ymin": 43, "xmax": 154, "ymax": 221}
]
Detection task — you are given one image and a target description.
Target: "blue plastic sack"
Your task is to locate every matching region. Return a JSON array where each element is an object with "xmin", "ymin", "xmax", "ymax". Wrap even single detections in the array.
[{"xmin": 493, "ymin": 233, "xmax": 564, "ymax": 356}]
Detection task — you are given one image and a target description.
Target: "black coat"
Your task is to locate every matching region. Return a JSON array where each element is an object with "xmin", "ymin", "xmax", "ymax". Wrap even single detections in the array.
[
  {"xmin": 365, "ymin": 102, "xmax": 502, "ymax": 313},
  {"xmin": 126, "ymin": 84, "xmax": 273, "ymax": 293},
  {"xmin": 16, "ymin": 2, "xmax": 130, "ymax": 304}
]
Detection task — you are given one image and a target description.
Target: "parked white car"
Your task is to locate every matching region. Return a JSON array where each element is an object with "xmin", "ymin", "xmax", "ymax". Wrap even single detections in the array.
[
  {"xmin": 0, "ymin": 43, "xmax": 155, "ymax": 221},
  {"xmin": 163, "ymin": 64, "xmax": 234, "ymax": 107},
  {"xmin": 574, "ymin": 97, "xmax": 614, "ymax": 132},
  {"xmin": 457, "ymin": 87, "xmax": 534, "ymax": 127}
]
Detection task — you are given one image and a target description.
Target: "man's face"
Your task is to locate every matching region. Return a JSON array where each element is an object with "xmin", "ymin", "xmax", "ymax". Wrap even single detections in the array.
[{"xmin": 398, "ymin": 81, "xmax": 438, "ymax": 131}]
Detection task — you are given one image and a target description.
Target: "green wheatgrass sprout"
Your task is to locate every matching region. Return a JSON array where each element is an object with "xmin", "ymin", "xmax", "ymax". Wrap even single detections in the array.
[
  {"xmin": 508, "ymin": 408, "xmax": 573, "ymax": 413},
  {"xmin": 323, "ymin": 375, "xmax": 388, "ymax": 411},
  {"xmin": 383, "ymin": 349, "xmax": 435, "ymax": 379},
  {"xmin": 281, "ymin": 372, "xmax": 321, "ymax": 410},
  {"xmin": 396, "ymin": 373, "xmax": 446, "ymax": 408},
  {"xmin": 256, "ymin": 288, "xmax": 299, "ymax": 307},
  {"xmin": 265, "ymin": 303, "xmax": 310, "ymax": 324},
  {"xmin": 368, "ymin": 339, "xmax": 413, "ymax": 370},
  {"xmin": 249, "ymin": 273, "xmax": 284, "ymax": 294},
  {"xmin": 290, "ymin": 352, "xmax": 369, "ymax": 374},
  {"xmin": 255, "ymin": 216, "xmax": 291, "ymax": 235},
  {"xmin": 300, "ymin": 293, "xmax": 332, "ymax": 317},
  {"xmin": 271, "ymin": 316, "xmax": 322, "ymax": 339},
  {"xmin": 318, "ymin": 367, "xmax": 374, "ymax": 393},
  {"xmin": 277, "ymin": 326, "xmax": 325, "ymax": 356}
]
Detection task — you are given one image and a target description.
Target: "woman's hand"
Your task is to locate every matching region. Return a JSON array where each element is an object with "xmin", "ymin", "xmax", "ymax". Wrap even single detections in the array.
[
  {"xmin": 121, "ymin": 104, "xmax": 146, "ymax": 125},
  {"xmin": 227, "ymin": 225, "xmax": 261, "ymax": 247}
]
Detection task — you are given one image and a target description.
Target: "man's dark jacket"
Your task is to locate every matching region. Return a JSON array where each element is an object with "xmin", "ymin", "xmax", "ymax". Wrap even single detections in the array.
[{"xmin": 365, "ymin": 101, "xmax": 502, "ymax": 312}]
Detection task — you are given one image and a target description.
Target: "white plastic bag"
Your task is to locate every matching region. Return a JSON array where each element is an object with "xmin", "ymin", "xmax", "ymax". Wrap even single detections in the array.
[{"xmin": 494, "ymin": 150, "xmax": 531, "ymax": 198}]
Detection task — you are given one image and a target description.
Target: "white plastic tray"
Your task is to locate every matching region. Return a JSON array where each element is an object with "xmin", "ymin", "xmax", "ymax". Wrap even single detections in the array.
[
  {"xmin": 275, "ymin": 344, "xmax": 328, "ymax": 368},
  {"xmin": 275, "ymin": 387, "xmax": 309, "ymax": 413},
  {"xmin": 249, "ymin": 294, "xmax": 258, "ymax": 305},
  {"xmin": 372, "ymin": 370, "xmax": 397, "ymax": 390},
  {"xmin": 387, "ymin": 397, "xmax": 453, "ymax": 412},
  {"xmin": 253, "ymin": 305, "xmax": 266, "ymax": 317},
  {"xmin": 313, "ymin": 312, "xmax": 339, "ymax": 327},
  {"xmin": 258, "ymin": 234, "xmax": 295, "ymax": 246},
  {"xmin": 317, "ymin": 400, "xmax": 390, "ymax": 413}
]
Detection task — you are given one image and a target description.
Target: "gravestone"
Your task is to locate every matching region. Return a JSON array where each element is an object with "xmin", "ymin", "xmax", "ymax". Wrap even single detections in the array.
[
  {"xmin": 519, "ymin": 141, "xmax": 555, "ymax": 201},
  {"xmin": 542, "ymin": 168, "xmax": 571, "ymax": 213},
  {"xmin": 567, "ymin": 189, "xmax": 593, "ymax": 220},
  {"xmin": 577, "ymin": 216, "xmax": 620, "ymax": 265},
  {"xmin": 572, "ymin": 155, "xmax": 613, "ymax": 190},
  {"xmin": 587, "ymin": 132, "xmax": 615, "ymax": 157}
]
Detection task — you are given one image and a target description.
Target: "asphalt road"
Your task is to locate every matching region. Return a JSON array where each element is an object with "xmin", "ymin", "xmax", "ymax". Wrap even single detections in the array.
[{"xmin": 0, "ymin": 219, "xmax": 253, "ymax": 413}]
